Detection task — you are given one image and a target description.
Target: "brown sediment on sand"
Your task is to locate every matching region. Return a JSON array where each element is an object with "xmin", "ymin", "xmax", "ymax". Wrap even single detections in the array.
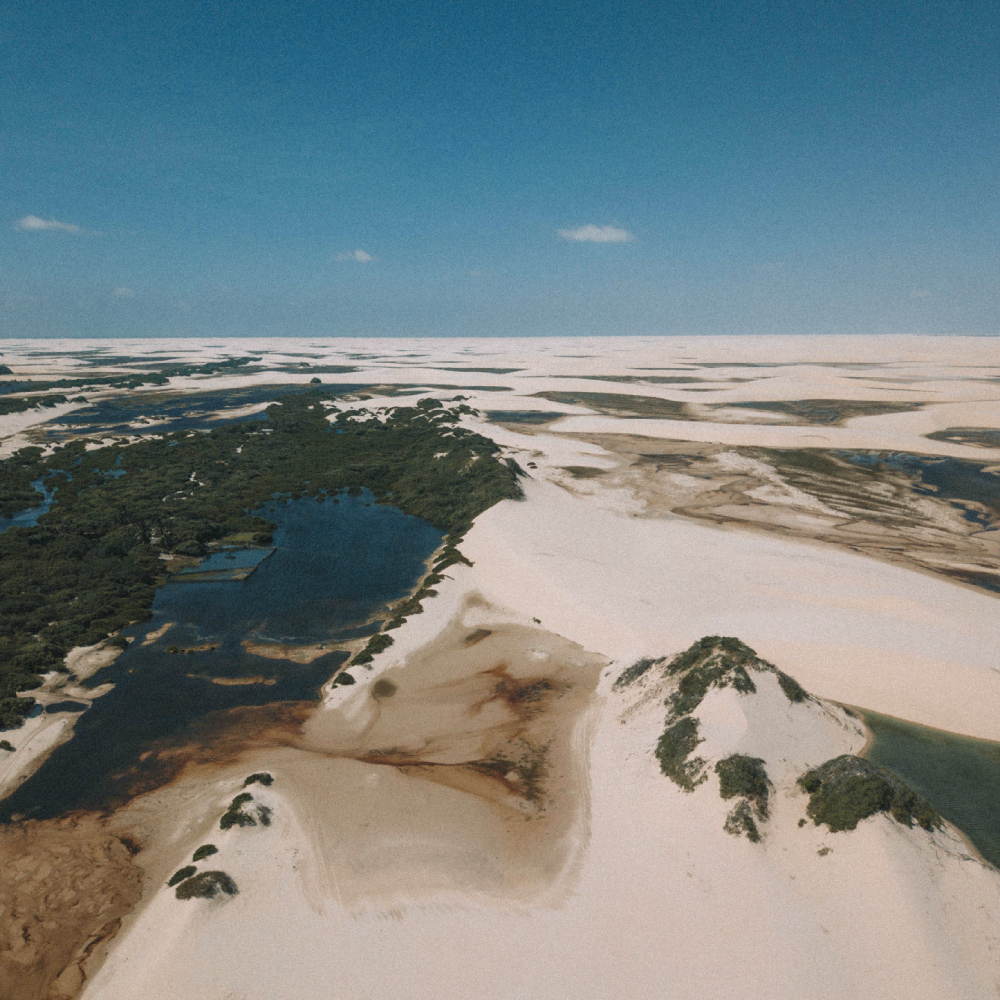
[
  {"xmin": 284, "ymin": 606, "xmax": 608, "ymax": 906},
  {"xmin": 241, "ymin": 639, "xmax": 333, "ymax": 663},
  {"xmin": 0, "ymin": 609, "xmax": 604, "ymax": 996},
  {"xmin": 559, "ymin": 433, "xmax": 1000, "ymax": 597},
  {"xmin": 0, "ymin": 815, "xmax": 143, "ymax": 1000}
]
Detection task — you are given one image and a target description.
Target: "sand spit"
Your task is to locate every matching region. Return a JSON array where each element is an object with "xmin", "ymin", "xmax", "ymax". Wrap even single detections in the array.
[{"xmin": 241, "ymin": 639, "xmax": 333, "ymax": 664}]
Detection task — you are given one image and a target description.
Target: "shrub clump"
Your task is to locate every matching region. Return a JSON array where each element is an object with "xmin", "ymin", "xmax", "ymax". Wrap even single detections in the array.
[
  {"xmin": 243, "ymin": 772, "xmax": 273, "ymax": 787},
  {"xmin": 167, "ymin": 865, "xmax": 197, "ymax": 887},
  {"xmin": 723, "ymin": 801, "xmax": 762, "ymax": 842},
  {"xmin": 716, "ymin": 754, "xmax": 772, "ymax": 842},
  {"xmin": 175, "ymin": 870, "xmax": 239, "ymax": 900},
  {"xmin": 798, "ymin": 755, "xmax": 940, "ymax": 833},
  {"xmin": 351, "ymin": 632, "xmax": 394, "ymax": 666},
  {"xmin": 0, "ymin": 740, "xmax": 14, "ymax": 752},
  {"xmin": 655, "ymin": 716, "xmax": 707, "ymax": 791},
  {"xmin": 659, "ymin": 636, "xmax": 809, "ymax": 717},
  {"xmin": 220, "ymin": 792, "xmax": 256, "ymax": 830},
  {"xmin": 716, "ymin": 754, "xmax": 771, "ymax": 818},
  {"xmin": 613, "ymin": 656, "xmax": 666, "ymax": 691},
  {"xmin": 776, "ymin": 671, "xmax": 808, "ymax": 703},
  {"xmin": 192, "ymin": 844, "xmax": 218, "ymax": 862}
]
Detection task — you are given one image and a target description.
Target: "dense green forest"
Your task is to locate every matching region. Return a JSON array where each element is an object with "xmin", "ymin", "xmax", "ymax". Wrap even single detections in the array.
[{"xmin": 0, "ymin": 391, "xmax": 522, "ymax": 726}]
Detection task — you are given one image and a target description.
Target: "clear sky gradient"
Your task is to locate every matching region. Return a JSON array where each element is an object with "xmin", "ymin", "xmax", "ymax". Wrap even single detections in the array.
[{"xmin": 2, "ymin": 0, "xmax": 998, "ymax": 337}]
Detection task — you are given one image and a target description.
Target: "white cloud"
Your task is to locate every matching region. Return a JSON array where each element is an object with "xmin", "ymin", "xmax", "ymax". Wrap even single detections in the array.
[
  {"xmin": 910, "ymin": 289, "xmax": 932, "ymax": 298},
  {"xmin": 113, "ymin": 287, "xmax": 135, "ymax": 298},
  {"xmin": 557, "ymin": 223, "xmax": 634, "ymax": 243},
  {"xmin": 336, "ymin": 249, "xmax": 374, "ymax": 262},
  {"xmin": 16, "ymin": 215, "xmax": 84, "ymax": 233}
]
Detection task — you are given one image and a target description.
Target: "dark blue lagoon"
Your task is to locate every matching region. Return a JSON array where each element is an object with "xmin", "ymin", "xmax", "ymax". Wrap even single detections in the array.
[{"xmin": 0, "ymin": 491, "xmax": 442, "ymax": 822}]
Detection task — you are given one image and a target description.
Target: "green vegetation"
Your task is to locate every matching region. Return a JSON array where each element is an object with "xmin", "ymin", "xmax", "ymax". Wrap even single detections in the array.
[
  {"xmin": 0, "ymin": 740, "xmax": 14, "ymax": 751},
  {"xmin": 219, "ymin": 792, "xmax": 256, "ymax": 830},
  {"xmin": 0, "ymin": 394, "xmax": 68, "ymax": 417},
  {"xmin": 668, "ymin": 656, "xmax": 755, "ymax": 720},
  {"xmin": 776, "ymin": 671, "xmax": 807, "ymax": 703},
  {"xmin": 257, "ymin": 805, "xmax": 272, "ymax": 827},
  {"xmin": 0, "ymin": 392, "xmax": 522, "ymax": 727},
  {"xmin": 192, "ymin": 844, "xmax": 218, "ymax": 861},
  {"xmin": 351, "ymin": 632, "xmax": 394, "ymax": 665},
  {"xmin": 662, "ymin": 636, "xmax": 808, "ymax": 714},
  {"xmin": 716, "ymin": 754, "xmax": 770, "ymax": 816},
  {"xmin": 243, "ymin": 772, "xmax": 273, "ymax": 787},
  {"xmin": 798, "ymin": 755, "xmax": 940, "ymax": 833},
  {"xmin": 0, "ymin": 446, "xmax": 51, "ymax": 520},
  {"xmin": 651, "ymin": 637, "xmax": 808, "ymax": 809},
  {"xmin": 723, "ymin": 800, "xmax": 761, "ymax": 843},
  {"xmin": 167, "ymin": 865, "xmax": 197, "ymax": 887},
  {"xmin": 716, "ymin": 754, "xmax": 771, "ymax": 842},
  {"xmin": 174, "ymin": 870, "xmax": 238, "ymax": 900},
  {"xmin": 333, "ymin": 670, "xmax": 355, "ymax": 685},
  {"xmin": 655, "ymin": 716, "xmax": 707, "ymax": 791}
]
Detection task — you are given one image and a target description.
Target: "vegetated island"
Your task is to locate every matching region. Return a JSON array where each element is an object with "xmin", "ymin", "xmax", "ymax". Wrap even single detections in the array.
[{"xmin": 0, "ymin": 392, "xmax": 522, "ymax": 727}]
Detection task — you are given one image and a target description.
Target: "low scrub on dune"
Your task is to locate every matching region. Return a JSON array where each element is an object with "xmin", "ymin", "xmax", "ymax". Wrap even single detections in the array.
[
  {"xmin": 192, "ymin": 844, "xmax": 218, "ymax": 861},
  {"xmin": 175, "ymin": 870, "xmax": 239, "ymax": 900},
  {"xmin": 716, "ymin": 754, "xmax": 772, "ymax": 843},
  {"xmin": 167, "ymin": 865, "xmax": 197, "ymax": 887},
  {"xmin": 220, "ymin": 792, "xmax": 256, "ymax": 830},
  {"xmin": 798, "ymin": 755, "xmax": 940, "ymax": 833},
  {"xmin": 612, "ymin": 655, "xmax": 667, "ymax": 691},
  {"xmin": 645, "ymin": 638, "xmax": 809, "ymax": 843},
  {"xmin": 655, "ymin": 716, "xmax": 707, "ymax": 791}
]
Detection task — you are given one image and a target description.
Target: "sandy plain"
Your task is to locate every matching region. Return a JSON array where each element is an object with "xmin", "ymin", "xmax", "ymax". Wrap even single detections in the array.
[{"xmin": 1, "ymin": 335, "xmax": 999, "ymax": 999}]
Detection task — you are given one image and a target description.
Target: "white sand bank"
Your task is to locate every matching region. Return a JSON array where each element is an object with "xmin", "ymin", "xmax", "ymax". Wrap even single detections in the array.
[{"xmin": 463, "ymin": 480, "xmax": 1000, "ymax": 739}]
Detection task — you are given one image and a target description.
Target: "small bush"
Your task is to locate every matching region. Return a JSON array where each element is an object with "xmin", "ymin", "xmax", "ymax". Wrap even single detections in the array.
[
  {"xmin": 175, "ymin": 870, "xmax": 239, "ymax": 900},
  {"xmin": 256, "ymin": 804, "xmax": 272, "ymax": 827},
  {"xmin": 351, "ymin": 632, "xmax": 394, "ymax": 665},
  {"xmin": 668, "ymin": 661, "xmax": 755, "ymax": 720},
  {"xmin": 334, "ymin": 670, "xmax": 355, "ymax": 685},
  {"xmin": 655, "ymin": 716, "xmax": 707, "ymax": 791},
  {"xmin": 192, "ymin": 844, "xmax": 218, "ymax": 862},
  {"xmin": 613, "ymin": 656, "xmax": 665, "ymax": 691},
  {"xmin": 220, "ymin": 792, "xmax": 256, "ymax": 830},
  {"xmin": 724, "ymin": 801, "xmax": 761, "ymax": 843},
  {"xmin": 776, "ymin": 671, "xmax": 807, "ymax": 703},
  {"xmin": 798, "ymin": 755, "xmax": 940, "ymax": 833},
  {"xmin": 243, "ymin": 772, "xmax": 273, "ymax": 787},
  {"xmin": 715, "ymin": 754, "xmax": 771, "ymax": 818},
  {"xmin": 0, "ymin": 740, "xmax": 14, "ymax": 752},
  {"xmin": 167, "ymin": 865, "xmax": 197, "ymax": 887}
]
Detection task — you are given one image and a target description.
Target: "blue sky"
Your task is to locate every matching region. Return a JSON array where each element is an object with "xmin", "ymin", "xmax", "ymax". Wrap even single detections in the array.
[{"xmin": 2, "ymin": 0, "xmax": 998, "ymax": 338}]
